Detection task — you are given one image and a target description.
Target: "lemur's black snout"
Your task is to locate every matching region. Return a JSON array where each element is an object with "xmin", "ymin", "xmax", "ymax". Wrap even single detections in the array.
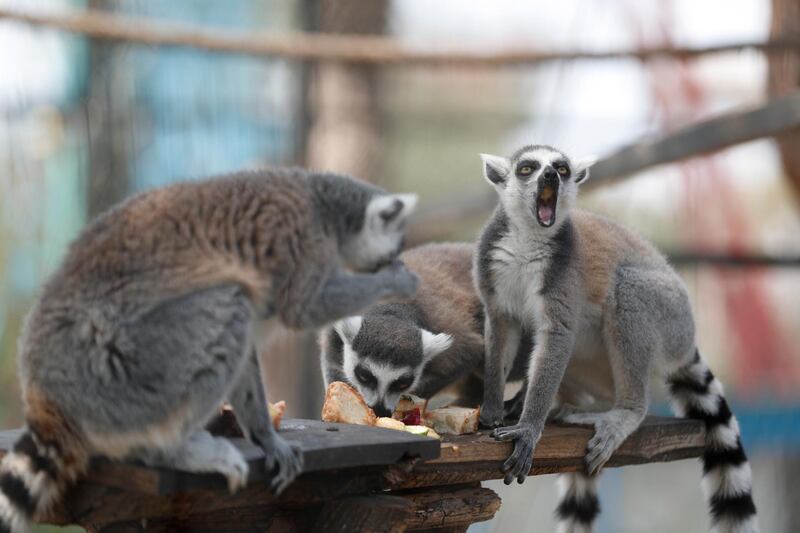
[
  {"xmin": 543, "ymin": 166, "xmax": 558, "ymax": 180},
  {"xmin": 373, "ymin": 404, "xmax": 392, "ymax": 417}
]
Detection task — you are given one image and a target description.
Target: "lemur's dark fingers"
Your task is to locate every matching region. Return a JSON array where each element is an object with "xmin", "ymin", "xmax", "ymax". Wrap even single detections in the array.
[
  {"xmin": 584, "ymin": 430, "xmax": 613, "ymax": 475},
  {"xmin": 491, "ymin": 424, "xmax": 523, "ymax": 441},
  {"xmin": 501, "ymin": 433, "xmax": 535, "ymax": 483}
]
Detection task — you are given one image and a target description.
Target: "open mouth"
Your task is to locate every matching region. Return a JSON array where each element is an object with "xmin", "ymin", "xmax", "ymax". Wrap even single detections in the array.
[{"xmin": 535, "ymin": 180, "xmax": 558, "ymax": 227}]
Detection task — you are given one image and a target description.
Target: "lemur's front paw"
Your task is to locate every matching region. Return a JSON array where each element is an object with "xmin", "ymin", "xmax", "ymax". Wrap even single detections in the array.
[
  {"xmin": 492, "ymin": 424, "xmax": 539, "ymax": 485},
  {"xmin": 264, "ymin": 434, "xmax": 304, "ymax": 495},
  {"xmin": 381, "ymin": 260, "xmax": 420, "ymax": 299},
  {"xmin": 479, "ymin": 405, "xmax": 505, "ymax": 428}
]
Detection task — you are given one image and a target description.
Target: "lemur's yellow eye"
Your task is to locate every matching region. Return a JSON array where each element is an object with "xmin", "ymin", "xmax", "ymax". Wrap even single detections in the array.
[
  {"xmin": 519, "ymin": 166, "xmax": 533, "ymax": 175},
  {"xmin": 557, "ymin": 166, "xmax": 568, "ymax": 175}
]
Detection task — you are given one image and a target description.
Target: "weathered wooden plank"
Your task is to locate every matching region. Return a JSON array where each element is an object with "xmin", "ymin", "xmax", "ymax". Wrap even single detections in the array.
[
  {"xmin": 1, "ymin": 416, "xmax": 705, "ymax": 528},
  {"xmin": 397, "ymin": 484, "xmax": 501, "ymax": 530},
  {"xmin": 0, "ymin": 419, "xmax": 440, "ymax": 496},
  {"xmin": 310, "ymin": 495, "xmax": 411, "ymax": 533},
  {"xmin": 387, "ymin": 416, "xmax": 705, "ymax": 489}
]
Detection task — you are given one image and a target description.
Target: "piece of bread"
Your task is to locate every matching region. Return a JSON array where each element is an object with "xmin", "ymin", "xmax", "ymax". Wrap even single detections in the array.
[
  {"xmin": 268, "ymin": 401, "xmax": 286, "ymax": 430},
  {"xmin": 321, "ymin": 381, "xmax": 378, "ymax": 426},
  {"xmin": 422, "ymin": 406, "xmax": 480, "ymax": 435}
]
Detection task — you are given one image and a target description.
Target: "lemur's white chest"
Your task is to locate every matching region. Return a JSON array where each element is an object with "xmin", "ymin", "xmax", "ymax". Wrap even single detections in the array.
[{"xmin": 489, "ymin": 231, "xmax": 550, "ymax": 327}]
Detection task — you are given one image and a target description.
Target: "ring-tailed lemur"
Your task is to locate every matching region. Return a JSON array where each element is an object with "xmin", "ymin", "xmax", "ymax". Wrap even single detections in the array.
[
  {"xmin": 320, "ymin": 242, "xmax": 532, "ymax": 417},
  {"xmin": 475, "ymin": 145, "xmax": 758, "ymax": 533},
  {"xmin": 0, "ymin": 168, "xmax": 419, "ymax": 533}
]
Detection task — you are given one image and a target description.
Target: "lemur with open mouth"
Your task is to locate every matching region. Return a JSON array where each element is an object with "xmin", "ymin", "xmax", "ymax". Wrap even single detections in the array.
[
  {"xmin": 0, "ymin": 168, "xmax": 419, "ymax": 533},
  {"xmin": 475, "ymin": 145, "xmax": 758, "ymax": 533},
  {"xmin": 320, "ymin": 242, "xmax": 533, "ymax": 417}
]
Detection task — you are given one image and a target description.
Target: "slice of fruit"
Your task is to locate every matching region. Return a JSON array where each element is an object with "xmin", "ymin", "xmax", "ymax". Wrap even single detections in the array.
[
  {"xmin": 375, "ymin": 417, "xmax": 406, "ymax": 431},
  {"xmin": 426, "ymin": 428, "xmax": 442, "ymax": 440},
  {"xmin": 268, "ymin": 401, "xmax": 286, "ymax": 430},
  {"xmin": 422, "ymin": 406, "xmax": 480, "ymax": 435},
  {"xmin": 403, "ymin": 425, "xmax": 430, "ymax": 436},
  {"xmin": 401, "ymin": 407, "xmax": 421, "ymax": 426},
  {"xmin": 393, "ymin": 394, "xmax": 428, "ymax": 420},
  {"xmin": 321, "ymin": 381, "xmax": 377, "ymax": 426}
]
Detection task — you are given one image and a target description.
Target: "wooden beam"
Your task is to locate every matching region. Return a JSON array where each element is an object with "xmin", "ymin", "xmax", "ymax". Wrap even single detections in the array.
[
  {"xmin": 1, "ymin": 6, "xmax": 800, "ymax": 67},
  {"xmin": 398, "ymin": 484, "xmax": 501, "ymax": 530},
  {"xmin": 407, "ymin": 92, "xmax": 800, "ymax": 242},
  {"xmin": 586, "ymin": 90, "xmax": 800, "ymax": 190},
  {"xmin": 0, "ymin": 416, "xmax": 705, "ymax": 527}
]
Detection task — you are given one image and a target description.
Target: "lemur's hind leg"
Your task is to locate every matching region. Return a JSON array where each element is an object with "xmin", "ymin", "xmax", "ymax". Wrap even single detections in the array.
[
  {"xmin": 229, "ymin": 349, "xmax": 303, "ymax": 494},
  {"xmin": 135, "ymin": 430, "xmax": 249, "ymax": 492},
  {"xmin": 564, "ymin": 269, "xmax": 657, "ymax": 475}
]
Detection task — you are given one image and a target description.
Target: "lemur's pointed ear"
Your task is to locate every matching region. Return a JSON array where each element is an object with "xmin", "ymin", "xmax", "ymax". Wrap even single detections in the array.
[
  {"xmin": 573, "ymin": 155, "xmax": 598, "ymax": 185},
  {"xmin": 480, "ymin": 154, "xmax": 510, "ymax": 186},
  {"xmin": 333, "ymin": 316, "xmax": 363, "ymax": 345},
  {"xmin": 420, "ymin": 329, "xmax": 453, "ymax": 361},
  {"xmin": 368, "ymin": 193, "xmax": 418, "ymax": 226}
]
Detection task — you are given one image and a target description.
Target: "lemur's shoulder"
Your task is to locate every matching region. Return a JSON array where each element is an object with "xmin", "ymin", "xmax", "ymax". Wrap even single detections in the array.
[{"xmin": 570, "ymin": 209, "xmax": 667, "ymax": 305}]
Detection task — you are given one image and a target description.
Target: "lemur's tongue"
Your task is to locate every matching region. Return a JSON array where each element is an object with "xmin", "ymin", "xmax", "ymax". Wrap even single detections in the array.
[{"xmin": 537, "ymin": 204, "xmax": 555, "ymax": 225}]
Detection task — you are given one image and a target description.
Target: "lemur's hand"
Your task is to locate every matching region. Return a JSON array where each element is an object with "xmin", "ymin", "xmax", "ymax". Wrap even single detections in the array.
[
  {"xmin": 492, "ymin": 424, "xmax": 540, "ymax": 485},
  {"xmin": 379, "ymin": 260, "xmax": 420, "ymax": 299}
]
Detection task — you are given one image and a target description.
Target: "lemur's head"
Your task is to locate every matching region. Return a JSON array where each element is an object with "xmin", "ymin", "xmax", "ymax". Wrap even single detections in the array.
[
  {"xmin": 332, "ymin": 315, "xmax": 452, "ymax": 417},
  {"xmin": 480, "ymin": 145, "xmax": 596, "ymax": 229},
  {"xmin": 309, "ymin": 173, "xmax": 418, "ymax": 272}
]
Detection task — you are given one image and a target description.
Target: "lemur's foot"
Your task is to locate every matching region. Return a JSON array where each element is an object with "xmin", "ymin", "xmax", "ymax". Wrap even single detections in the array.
[
  {"xmin": 211, "ymin": 437, "xmax": 251, "ymax": 493},
  {"xmin": 479, "ymin": 404, "xmax": 505, "ymax": 428},
  {"xmin": 583, "ymin": 416, "xmax": 627, "ymax": 475},
  {"xmin": 263, "ymin": 433, "xmax": 303, "ymax": 495},
  {"xmin": 135, "ymin": 430, "xmax": 249, "ymax": 493},
  {"xmin": 492, "ymin": 424, "xmax": 539, "ymax": 485}
]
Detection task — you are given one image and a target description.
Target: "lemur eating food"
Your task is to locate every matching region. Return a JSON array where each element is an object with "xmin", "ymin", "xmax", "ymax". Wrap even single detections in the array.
[
  {"xmin": 0, "ymin": 168, "xmax": 419, "ymax": 533},
  {"xmin": 475, "ymin": 145, "xmax": 758, "ymax": 533},
  {"xmin": 319, "ymin": 242, "xmax": 532, "ymax": 418}
]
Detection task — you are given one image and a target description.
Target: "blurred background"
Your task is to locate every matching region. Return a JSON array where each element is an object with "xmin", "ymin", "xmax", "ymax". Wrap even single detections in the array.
[{"xmin": 0, "ymin": 0, "xmax": 799, "ymax": 531}]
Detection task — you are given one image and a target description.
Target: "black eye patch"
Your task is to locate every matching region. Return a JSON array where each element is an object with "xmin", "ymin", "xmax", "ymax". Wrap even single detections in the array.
[
  {"xmin": 354, "ymin": 365, "xmax": 377, "ymax": 388},
  {"xmin": 390, "ymin": 374, "xmax": 415, "ymax": 392},
  {"xmin": 553, "ymin": 160, "xmax": 571, "ymax": 178},
  {"xmin": 516, "ymin": 160, "xmax": 541, "ymax": 180}
]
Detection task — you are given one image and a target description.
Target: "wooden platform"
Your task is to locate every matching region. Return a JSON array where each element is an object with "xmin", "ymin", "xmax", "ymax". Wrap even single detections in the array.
[{"xmin": 0, "ymin": 416, "xmax": 705, "ymax": 532}]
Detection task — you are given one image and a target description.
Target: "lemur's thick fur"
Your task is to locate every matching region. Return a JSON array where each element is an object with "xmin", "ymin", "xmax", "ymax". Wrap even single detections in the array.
[
  {"xmin": 0, "ymin": 169, "xmax": 418, "ymax": 533},
  {"xmin": 476, "ymin": 145, "xmax": 757, "ymax": 533},
  {"xmin": 320, "ymin": 242, "xmax": 531, "ymax": 417}
]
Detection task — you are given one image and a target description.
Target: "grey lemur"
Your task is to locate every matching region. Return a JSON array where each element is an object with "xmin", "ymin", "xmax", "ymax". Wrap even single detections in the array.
[
  {"xmin": 475, "ymin": 145, "xmax": 758, "ymax": 533},
  {"xmin": 0, "ymin": 168, "xmax": 420, "ymax": 533},
  {"xmin": 319, "ymin": 242, "xmax": 531, "ymax": 417}
]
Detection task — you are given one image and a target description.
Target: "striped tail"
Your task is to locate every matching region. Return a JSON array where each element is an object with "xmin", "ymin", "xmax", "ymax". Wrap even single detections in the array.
[
  {"xmin": 0, "ymin": 423, "xmax": 88, "ymax": 533},
  {"xmin": 555, "ymin": 472, "xmax": 600, "ymax": 533},
  {"xmin": 667, "ymin": 350, "xmax": 758, "ymax": 533}
]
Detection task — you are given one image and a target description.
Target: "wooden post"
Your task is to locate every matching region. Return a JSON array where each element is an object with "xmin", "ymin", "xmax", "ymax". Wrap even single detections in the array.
[{"xmin": 769, "ymin": 0, "xmax": 800, "ymax": 200}]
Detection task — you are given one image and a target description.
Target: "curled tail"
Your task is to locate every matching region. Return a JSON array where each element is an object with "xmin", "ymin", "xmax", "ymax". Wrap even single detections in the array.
[
  {"xmin": 668, "ymin": 350, "xmax": 758, "ymax": 533},
  {"xmin": 0, "ymin": 409, "xmax": 88, "ymax": 533},
  {"xmin": 555, "ymin": 471, "xmax": 600, "ymax": 533}
]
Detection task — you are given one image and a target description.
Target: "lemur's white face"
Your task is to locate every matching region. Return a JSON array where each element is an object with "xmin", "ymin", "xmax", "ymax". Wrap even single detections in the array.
[
  {"xmin": 481, "ymin": 147, "xmax": 596, "ymax": 229},
  {"xmin": 342, "ymin": 194, "xmax": 418, "ymax": 272},
  {"xmin": 333, "ymin": 316, "xmax": 452, "ymax": 417}
]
